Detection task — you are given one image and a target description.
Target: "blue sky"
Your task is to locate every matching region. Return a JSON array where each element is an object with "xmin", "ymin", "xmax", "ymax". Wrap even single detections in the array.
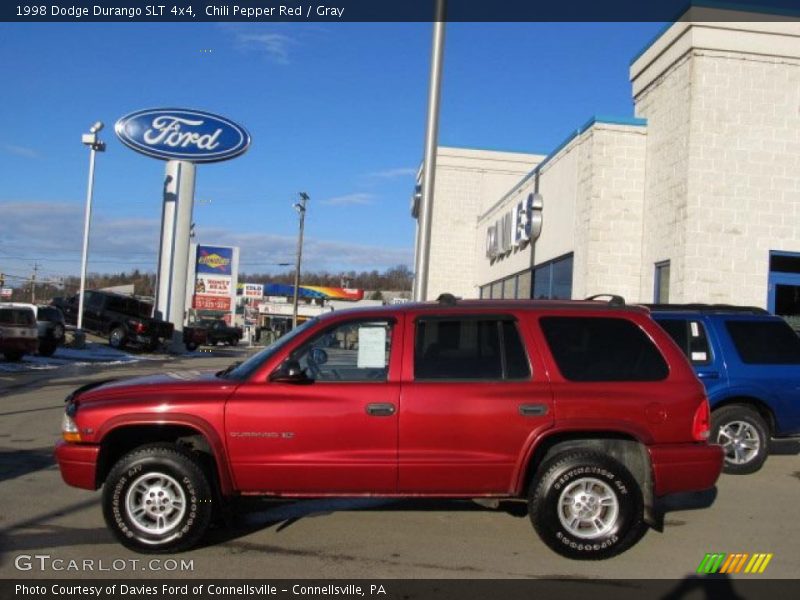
[{"xmin": 0, "ymin": 21, "xmax": 664, "ymax": 287}]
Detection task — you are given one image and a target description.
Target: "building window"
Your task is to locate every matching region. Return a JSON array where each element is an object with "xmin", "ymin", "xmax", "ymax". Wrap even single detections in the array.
[
  {"xmin": 491, "ymin": 281, "xmax": 503, "ymax": 299},
  {"xmin": 503, "ymin": 277, "xmax": 516, "ymax": 299},
  {"xmin": 532, "ymin": 254, "xmax": 574, "ymax": 299},
  {"xmin": 768, "ymin": 251, "xmax": 800, "ymax": 330},
  {"xmin": 517, "ymin": 270, "xmax": 532, "ymax": 299},
  {"xmin": 654, "ymin": 261, "xmax": 670, "ymax": 303}
]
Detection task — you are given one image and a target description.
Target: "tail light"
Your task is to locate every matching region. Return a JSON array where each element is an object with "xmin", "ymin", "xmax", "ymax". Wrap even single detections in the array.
[
  {"xmin": 128, "ymin": 319, "xmax": 145, "ymax": 334},
  {"xmin": 692, "ymin": 399, "xmax": 711, "ymax": 441}
]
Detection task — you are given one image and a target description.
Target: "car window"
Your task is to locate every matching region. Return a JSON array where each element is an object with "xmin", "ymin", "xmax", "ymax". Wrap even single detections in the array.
[
  {"xmin": 414, "ymin": 317, "xmax": 530, "ymax": 381},
  {"xmin": 223, "ymin": 318, "xmax": 318, "ymax": 381},
  {"xmin": 654, "ymin": 318, "xmax": 712, "ymax": 365},
  {"xmin": 36, "ymin": 307, "xmax": 62, "ymax": 322},
  {"xmin": 725, "ymin": 319, "xmax": 800, "ymax": 364},
  {"xmin": 0, "ymin": 308, "xmax": 35, "ymax": 326},
  {"xmin": 291, "ymin": 320, "xmax": 393, "ymax": 382},
  {"xmin": 540, "ymin": 316, "xmax": 668, "ymax": 382},
  {"xmin": 85, "ymin": 292, "xmax": 103, "ymax": 310}
]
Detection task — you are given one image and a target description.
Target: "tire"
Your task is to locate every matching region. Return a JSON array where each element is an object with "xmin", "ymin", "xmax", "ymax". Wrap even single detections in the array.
[
  {"xmin": 38, "ymin": 341, "xmax": 57, "ymax": 357},
  {"xmin": 109, "ymin": 326, "xmax": 127, "ymax": 350},
  {"xmin": 185, "ymin": 342, "xmax": 198, "ymax": 352},
  {"xmin": 227, "ymin": 337, "xmax": 238, "ymax": 346},
  {"xmin": 529, "ymin": 451, "xmax": 645, "ymax": 560},
  {"xmin": 711, "ymin": 405, "xmax": 769, "ymax": 475},
  {"xmin": 3, "ymin": 351, "xmax": 23, "ymax": 362},
  {"xmin": 53, "ymin": 324, "xmax": 65, "ymax": 342},
  {"xmin": 102, "ymin": 444, "xmax": 214, "ymax": 553}
]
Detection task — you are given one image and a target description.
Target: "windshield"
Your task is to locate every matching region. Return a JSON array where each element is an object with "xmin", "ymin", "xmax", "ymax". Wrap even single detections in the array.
[{"xmin": 221, "ymin": 318, "xmax": 319, "ymax": 381}]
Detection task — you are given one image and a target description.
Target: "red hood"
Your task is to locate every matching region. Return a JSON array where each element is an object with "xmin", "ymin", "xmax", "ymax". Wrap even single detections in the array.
[{"xmin": 72, "ymin": 370, "xmax": 231, "ymax": 405}]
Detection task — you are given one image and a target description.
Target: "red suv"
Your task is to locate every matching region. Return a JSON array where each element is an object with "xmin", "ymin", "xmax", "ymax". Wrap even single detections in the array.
[{"xmin": 55, "ymin": 298, "xmax": 722, "ymax": 559}]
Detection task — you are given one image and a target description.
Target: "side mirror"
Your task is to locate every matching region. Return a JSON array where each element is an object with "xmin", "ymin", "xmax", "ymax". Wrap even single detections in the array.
[
  {"xmin": 269, "ymin": 360, "xmax": 311, "ymax": 384},
  {"xmin": 309, "ymin": 347, "xmax": 328, "ymax": 365}
]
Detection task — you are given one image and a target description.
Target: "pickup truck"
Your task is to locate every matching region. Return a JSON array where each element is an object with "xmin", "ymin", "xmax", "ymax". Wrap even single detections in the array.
[
  {"xmin": 53, "ymin": 291, "xmax": 173, "ymax": 351},
  {"xmin": 196, "ymin": 318, "xmax": 243, "ymax": 346},
  {"xmin": 55, "ymin": 297, "xmax": 722, "ymax": 560}
]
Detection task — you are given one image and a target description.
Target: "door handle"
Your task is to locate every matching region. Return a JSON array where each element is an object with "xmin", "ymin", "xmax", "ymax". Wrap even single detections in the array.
[
  {"xmin": 519, "ymin": 404, "xmax": 548, "ymax": 417},
  {"xmin": 698, "ymin": 371, "xmax": 720, "ymax": 380},
  {"xmin": 366, "ymin": 403, "xmax": 396, "ymax": 417}
]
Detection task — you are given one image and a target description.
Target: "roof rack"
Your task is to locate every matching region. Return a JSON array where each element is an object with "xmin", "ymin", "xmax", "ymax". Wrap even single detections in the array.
[
  {"xmin": 585, "ymin": 294, "xmax": 626, "ymax": 307},
  {"xmin": 644, "ymin": 303, "xmax": 770, "ymax": 315}
]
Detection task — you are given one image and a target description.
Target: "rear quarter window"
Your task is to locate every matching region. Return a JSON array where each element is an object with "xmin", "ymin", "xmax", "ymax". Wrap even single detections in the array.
[
  {"xmin": 540, "ymin": 316, "xmax": 668, "ymax": 382},
  {"xmin": 725, "ymin": 320, "xmax": 800, "ymax": 364}
]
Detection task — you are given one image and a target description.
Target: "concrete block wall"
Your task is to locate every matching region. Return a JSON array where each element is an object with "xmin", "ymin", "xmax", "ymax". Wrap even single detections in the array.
[
  {"xmin": 420, "ymin": 147, "xmax": 542, "ymax": 300},
  {"xmin": 573, "ymin": 123, "xmax": 648, "ymax": 302},
  {"xmin": 633, "ymin": 21, "xmax": 800, "ymax": 307}
]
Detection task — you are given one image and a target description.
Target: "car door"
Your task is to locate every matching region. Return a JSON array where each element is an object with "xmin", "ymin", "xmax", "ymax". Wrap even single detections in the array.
[
  {"xmin": 82, "ymin": 291, "xmax": 104, "ymax": 333},
  {"xmin": 226, "ymin": 315, "xmax": 402, "ymax": 494},
  {"xmin": 398, "ymin": 312, "xmax": 554, "ymax": 494}
]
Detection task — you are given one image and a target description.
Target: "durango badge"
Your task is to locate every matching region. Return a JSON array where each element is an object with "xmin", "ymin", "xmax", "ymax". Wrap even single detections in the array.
[{"xmin": 114, "ymin": 108, "xmax": 250, "ymax": 163}]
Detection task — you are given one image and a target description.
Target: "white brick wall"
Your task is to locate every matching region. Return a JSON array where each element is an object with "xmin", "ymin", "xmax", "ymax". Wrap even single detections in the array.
[
  {"xmin": 634, "ymin": 22, "xmax": 800, "ymax": 307},
  {"xmin": 418, "ymin": 147, "xmax": 542, "ymax": 300}
]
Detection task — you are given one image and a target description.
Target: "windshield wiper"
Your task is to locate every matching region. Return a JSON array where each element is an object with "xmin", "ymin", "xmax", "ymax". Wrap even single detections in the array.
[{"xmin": 216, "ymin": 361, "xmax": 242, "ymax": 379}]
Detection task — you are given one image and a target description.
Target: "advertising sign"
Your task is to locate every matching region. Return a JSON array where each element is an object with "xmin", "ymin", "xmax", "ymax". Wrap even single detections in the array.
[
  {"xmin": 195, "ymin": 275, "xmax": 232, "ymax": 297},
  {"xmin": 190, "ymin": 243, "xmax": 239, "ymax": 318},
  {"xmin": 244, "ymin": 283, "xmax": 264, "ymax": 298},
  {"xmin": 0, "ymin": 287, "xmax": 12, "ymax": 298},
  {"xmin": 193, "ymin": 295, "xmax": 232, "ymax": 311},
  {"xmin": 196, "ymin": 245, "xmax": 233, "ymax": 275},
  {"xmin": 115, "ymin": 108, "xmax": 250, "ymax": 163}
]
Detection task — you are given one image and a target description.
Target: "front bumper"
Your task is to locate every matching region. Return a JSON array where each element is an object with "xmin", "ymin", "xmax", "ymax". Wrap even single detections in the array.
[
  {"xmin": 55, "ymin": 440, "xmax": 100, "ymax": 490},
  {"xmin": 650, "ymin": 443, "xmax": 724, "ymax": 496}
]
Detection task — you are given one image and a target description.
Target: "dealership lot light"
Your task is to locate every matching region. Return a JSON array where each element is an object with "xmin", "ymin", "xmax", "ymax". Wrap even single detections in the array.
[{"xmin": 77, "ymin": 121, "xmax": 105, "ymax": 335}]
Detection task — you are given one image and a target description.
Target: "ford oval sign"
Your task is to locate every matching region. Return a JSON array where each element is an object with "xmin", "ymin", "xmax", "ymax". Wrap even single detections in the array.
[{"xmin": 114, "ymin": 108, "xmax": 250, "ymax": 163}]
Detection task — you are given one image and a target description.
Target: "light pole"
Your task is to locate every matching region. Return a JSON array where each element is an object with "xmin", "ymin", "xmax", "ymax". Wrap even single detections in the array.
[
  {"xmin": 291, "ymin": 192, "xmax": 309, "ymax": 329},
  {"xmin": 414, "ymin": 0, "xmax": 446, "ymax": 301},
  {"xmin": 77, "ymin": 121, "xmax": 106, "ymax": 335}
]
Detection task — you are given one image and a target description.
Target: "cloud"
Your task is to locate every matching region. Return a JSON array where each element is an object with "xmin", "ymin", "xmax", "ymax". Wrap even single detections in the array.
[
  {"xmin": 199, "ymin": 226, "xmax": 413, "ymax": 273},
  {"xmin": 0, "ymin": 201, "xmax": 412, "ymax": 276},
  {"xmin": 2, "ymin": 143, "xmax": 39, "ymax": 159},
  {"xmin": 220, "ymin": 25, "xmax": 296, "ymax": 64},
  {"xmin": 367, "ymin": 167, "xmax": 417, "ymax": 179},
  {"xmin": 321, "ymin": 193, "xmax": 375, "ymax": 207}
]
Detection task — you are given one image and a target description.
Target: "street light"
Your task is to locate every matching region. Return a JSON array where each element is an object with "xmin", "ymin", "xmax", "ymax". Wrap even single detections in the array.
[
  {"xmin": 77, "ymin": 121, "xmax": 106, "ymax": 335},
  {"xmin": 291, "ymin": 192, "xmax": 309, "ymax": 329}
]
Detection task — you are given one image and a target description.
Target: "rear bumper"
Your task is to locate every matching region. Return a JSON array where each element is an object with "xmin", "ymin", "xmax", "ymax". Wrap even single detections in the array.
[
  {"xmin": 55, "ymin": 441, "xmax": 100, "ymax": 490},
  {"xmin": 650, "ymin": 443, "xmax": 723, "ymax": 497}
]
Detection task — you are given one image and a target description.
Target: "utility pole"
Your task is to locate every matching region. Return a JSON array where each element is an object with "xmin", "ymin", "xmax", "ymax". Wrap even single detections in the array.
[
  {"xmin": 30, "ymin": 263, "xmax": 39, "ymax": 304},
  {"xmin": 291, "ymin": 192, "xmax": 309, "ymax": 329}
]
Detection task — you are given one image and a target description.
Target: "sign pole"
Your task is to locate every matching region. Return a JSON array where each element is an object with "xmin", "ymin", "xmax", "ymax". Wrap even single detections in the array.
[{"xmin": 156, "ymin": 159, "xmax": 196, "ymax": 350}]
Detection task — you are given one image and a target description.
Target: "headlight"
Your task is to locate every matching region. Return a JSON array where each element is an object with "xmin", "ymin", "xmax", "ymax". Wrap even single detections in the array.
[{"xmin": 61, "ymin": 413, "xmax": 81, "ymax": 443}]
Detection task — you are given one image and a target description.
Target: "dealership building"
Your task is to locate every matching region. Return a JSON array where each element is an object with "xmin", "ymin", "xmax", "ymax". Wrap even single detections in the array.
[{"xmin": 412, "ymin": 12, "xmax": 800, "ymax": 324}]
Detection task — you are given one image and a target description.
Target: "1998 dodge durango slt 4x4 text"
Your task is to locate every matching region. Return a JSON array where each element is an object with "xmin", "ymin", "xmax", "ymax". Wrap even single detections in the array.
[{"xmin": 55, "ymin": 297, "xmax": 723, "ymax": 560}]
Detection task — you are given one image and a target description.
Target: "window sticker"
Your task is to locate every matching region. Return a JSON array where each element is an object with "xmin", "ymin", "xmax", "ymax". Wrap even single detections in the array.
[
  {"xmin": 691, "ymin": 351, "xmax": 708, "ymax": 362},
  {"xmin": 690, "ymin": 321, "xmax": 700, "ymax": 337},
  {"xmin": 357, "ymin": 326, "xmax": 387, "ymax": 368}
]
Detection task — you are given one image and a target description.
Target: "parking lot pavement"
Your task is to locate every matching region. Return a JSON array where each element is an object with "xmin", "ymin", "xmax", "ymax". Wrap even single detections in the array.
[{"xmin": 1, "ymin": 359, "xmax": 798, "ymax": 580}]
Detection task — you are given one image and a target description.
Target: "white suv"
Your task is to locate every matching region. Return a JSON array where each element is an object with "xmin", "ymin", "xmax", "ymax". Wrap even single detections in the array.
[{"xmin": 0, "ymin": 303, "xmax": 38, "ymax": 361}]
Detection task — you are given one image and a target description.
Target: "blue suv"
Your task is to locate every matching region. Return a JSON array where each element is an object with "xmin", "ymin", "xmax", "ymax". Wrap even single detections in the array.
[{"xmin": 648, "ymin": 305, "xmax": 800, "ymax": 474}]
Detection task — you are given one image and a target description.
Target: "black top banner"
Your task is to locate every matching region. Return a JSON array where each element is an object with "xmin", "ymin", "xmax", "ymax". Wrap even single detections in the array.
[{"xmin": 3, "ymin": 0, "xmax": 800, "ymax": 22}]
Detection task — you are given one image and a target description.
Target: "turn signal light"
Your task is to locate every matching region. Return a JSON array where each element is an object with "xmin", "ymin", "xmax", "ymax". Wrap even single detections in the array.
[
  {"xmin": 61, "ymin": 413, "xmax": 82, "ymax": 443},
  {"xmin": 692, "ymin": 399, "xmax": 711, "ymax": 441}
]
